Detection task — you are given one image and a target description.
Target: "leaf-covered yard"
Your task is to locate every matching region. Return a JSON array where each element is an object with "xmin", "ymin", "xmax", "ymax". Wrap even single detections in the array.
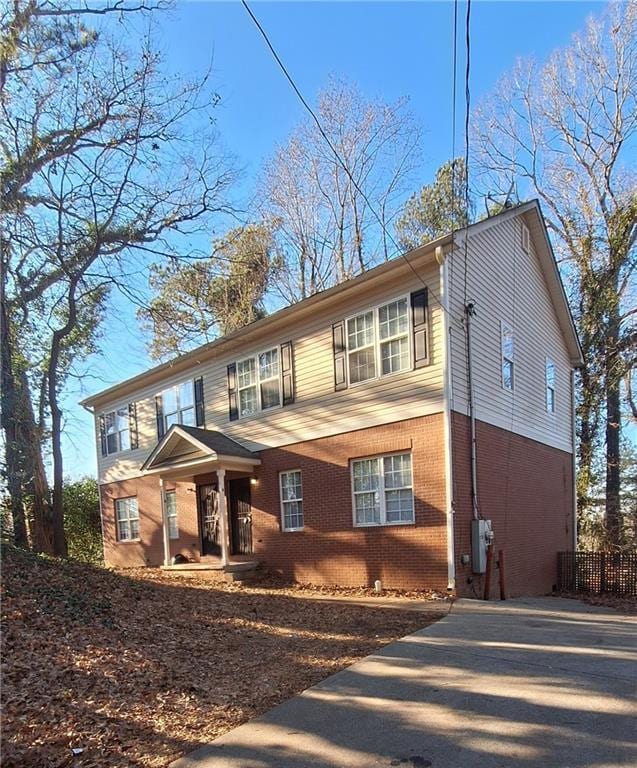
[{"xmin": 1, "ymin": 545, "xmax": 443, "ymax": 767}]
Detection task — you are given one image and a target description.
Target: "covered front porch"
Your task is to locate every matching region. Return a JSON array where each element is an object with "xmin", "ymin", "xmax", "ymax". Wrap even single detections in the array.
[{"xmin": 141, "ymin": 424, "xmax": 261, "ymax": 571}]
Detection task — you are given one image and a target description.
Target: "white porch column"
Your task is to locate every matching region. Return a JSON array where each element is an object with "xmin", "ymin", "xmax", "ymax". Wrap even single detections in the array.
[
  {"xmin": 216, "ymin": 468, "xmax": 229, "ymax": 567},
  {"xmin": 159, "ymin": 476, "xmax": 171, "ymax": 567}
]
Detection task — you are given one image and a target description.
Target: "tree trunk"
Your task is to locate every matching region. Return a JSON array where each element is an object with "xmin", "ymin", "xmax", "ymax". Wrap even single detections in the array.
[
  {"xmin": 48, "ymin": 337, "xmax": 69, "ymax": 558},
  {"xmin": 46, "ymin": 274, "xmax": 86, "ymax": 558},
  {"xmin": 19, "ymin": 368, "xmax": 54, "ymax": 554},
  {"xmin": 0, "ymin": 298, "xmax": 29, "ymax": 548},
  {"xmin": 576, "ymin": 361, "xmax": 599, "ymax": 516},
  {"xmin": 605, "ymin": 307, "xmax": 622, "ymax": 547}
]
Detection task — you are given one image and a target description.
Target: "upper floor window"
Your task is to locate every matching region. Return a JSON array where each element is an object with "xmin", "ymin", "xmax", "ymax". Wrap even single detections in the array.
[
  {"xmin": 115, "ymin": 497, "xmax": 139, "ymax": 541},
  {"xmin": 280, "ymin": 470, "xmax": 304, "ymax": 531},
  {"xmin": 105, "ymin": 407, "xmax": 130, "ymax": 454},
  {"xmin": 333, "ymin": 291, "xmax": 428, "ymax": 392},
  {"xmin": 352, "ymin": 452, "xmax": 414, "ymax": 527},
  {"xmin": 163, "ymin": 381, "xmax": 195, "ymax": 429},
  {"xmin": 346, "ymin": 297, "xmax": 410, "ymax": 385},
  {"xmin": 546, "ymin": 358, "xmax": 556, "ymax": 412},
  {"xmin": 99, "ymin": 403, "xmax": 137, "ymax": 456},
  {"xmin": 155, "ymin": 377, "xmax": 204, "ymax": 438},
  {"xmin": 501, "ymin": 322, "xmax": 514, "ymax": 391},
  {"xmin": 238, "ymin": 348, "xmax": 281, "ymax": 417},
  {"xmin": 227, "ymin": 343, "xmax": 295, "ymax": 422},
  {"xmin": 521, "ymin": 222, "xmax": 530, "ymax": 253},
  {"xmin": 165, "ymin": 491, "xmax": 179, "ymax": 539}
]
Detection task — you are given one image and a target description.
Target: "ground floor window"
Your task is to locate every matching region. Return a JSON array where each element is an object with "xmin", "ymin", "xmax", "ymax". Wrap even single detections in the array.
[
  {"xmin": 115, "ymin": 497, "xmax": 140, "ymax": 541},
  {"xmin": 351, "ymin": 452, "xmax": 414, "ymax": 526},
  {"xmin": 165, "ymin": 490, "xmax": 178, "ymax": 539},
  {"xmin": 280, "ymin": 470, "xmax": 304, "ymax": 531}
]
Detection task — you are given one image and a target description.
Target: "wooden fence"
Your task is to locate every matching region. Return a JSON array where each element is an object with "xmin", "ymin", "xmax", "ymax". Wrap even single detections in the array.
[{"xmin": 558, "ymin": 551, "xmax": 637, "ymax": 596}]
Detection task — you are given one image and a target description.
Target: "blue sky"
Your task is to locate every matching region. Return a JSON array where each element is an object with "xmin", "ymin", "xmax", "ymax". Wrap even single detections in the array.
[{"xmin": 64, "ymin": 0, "xmax": 604, "ymax": 478}]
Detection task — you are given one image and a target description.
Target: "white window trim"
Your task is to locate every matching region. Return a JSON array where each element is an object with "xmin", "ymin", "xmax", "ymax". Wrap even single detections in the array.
[
  {"xmin": 115, "ymin": 496, "xmax": 140, "ymax": 542},
  {"xmin": 351, "ymin": 451, "xmax": 415, "ymax": 528},
  {"xmin": 236, "ymin": 346, "xmax": 283, "ymax": 420},
  {"xmin": 500, "ymin": 320, "xmax": 515, "ymax": 392},
  {"xmin": 344, "ymin": 295, "xmax": 412, "ymax": 388},
  {"xmin": 279, "ymin": 469, "xmax": 304, "ymax": 532},
  {"xmin": 521, "ymin": 221, "xmax": 530, "ymax": 253},
  {"xmin": 103, "ymin": 404, "xmax": 131, "ymax": 455},
  {"xmin": 545, "ymin": 357, "xmax": 556, "ymax": 414},
  {"xmin": 159, "ymin": 379, "xmax": 195, "ymax": 431},
  {"xmin": 165, "ymin": 490, "xmax": 179, "ymax": 539}
]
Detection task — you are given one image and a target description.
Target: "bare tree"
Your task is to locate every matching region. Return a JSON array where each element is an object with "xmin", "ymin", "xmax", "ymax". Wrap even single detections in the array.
[
  {"xmin": 473, "ymin": 2, "xmax": 637, "ymax": 546},
  {"xmin": 1, "ymin": 1, "xmax": 235, "ymax": 554},
  {"xmin": 260, "ymin": 78, "xmax": 421, "ymax": 302}
]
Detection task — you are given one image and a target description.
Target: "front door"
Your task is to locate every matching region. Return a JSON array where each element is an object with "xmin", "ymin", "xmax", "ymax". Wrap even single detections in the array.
[
  {"xmin": 229, "ymin": 478, "xmax": 252, "ymax": 555},
  {"xmin": 198, "ymin": 484, "xmax": 221, "ymax": 556}
]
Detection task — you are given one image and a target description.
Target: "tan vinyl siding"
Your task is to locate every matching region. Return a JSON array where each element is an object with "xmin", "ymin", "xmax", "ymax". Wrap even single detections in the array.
[
  {"xmin": 95, "ymin": 256, "xmax": 444, "ymax": 483},
  {"xmin": 447, "ymin": 214, "xmax": 574, "ymax": 453}
]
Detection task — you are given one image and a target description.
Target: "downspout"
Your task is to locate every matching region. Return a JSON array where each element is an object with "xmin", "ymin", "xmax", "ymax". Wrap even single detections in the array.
[
  {"xmin": 436, "ymin": 245, "xmax": 456, "ymax": 591},
  {"xmin": 465, "ymin": 300, "xmax": 480, "ymax": 520}
]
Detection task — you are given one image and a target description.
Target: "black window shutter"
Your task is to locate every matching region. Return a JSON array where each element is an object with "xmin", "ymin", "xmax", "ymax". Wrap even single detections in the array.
[
  {"xmin": 155, "ymin": 394, "xmax": 165, "ymax": 439},
  {"xmin": 411, "ymin": 288, "xmax": 429, "ymax": 368},
  {"xmin": 99, "ymin": 414, "xmax": 107, "ymax": 456},
  {"xmin": 194, "ymin": 376, "xmax": 205, "ymax": 426},
  {"xmin": 281, "ymin": 341, "xmax": 295, "ymax": 405},
  {"xmin": 227, "ymin": 364, "xmax": 239, "ymax": 421},
  {"xmin": 332, "ymin": 321, "xmax": 348, "ymax": 391},
  {"xmin": 128, "ymin": 402, "xmax": 138, "ymax": 450}
]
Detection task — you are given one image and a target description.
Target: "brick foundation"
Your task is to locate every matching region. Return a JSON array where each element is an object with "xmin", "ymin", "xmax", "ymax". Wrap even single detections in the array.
[
  {"xmin": 100, "ymin": 415, "xmax": 449, "ymax": 591},
  {"xmin": 250, "ymin": 414, "xmax": 448, "ymax": 591},
  {"xmin": 451, "ymin": 412, "xmax": 574, "ymax": 598},
  {"xmin": 100, "ymin": 476, "xmax": 201, "ymax": 568},
  {"xmin": 100, "ymin": 412, "xmax": 573, "ymax": 597}
]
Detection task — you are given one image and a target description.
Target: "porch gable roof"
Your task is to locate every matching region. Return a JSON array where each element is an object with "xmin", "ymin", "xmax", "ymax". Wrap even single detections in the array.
[{"xmin": 140, "ymin": 424, "xmax": 260, "ymax": 474}]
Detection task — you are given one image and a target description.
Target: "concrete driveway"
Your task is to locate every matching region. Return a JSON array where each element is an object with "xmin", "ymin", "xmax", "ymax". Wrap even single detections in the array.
[{"xmin": 172, "ymin": 597, "xmax": 637, "ymax": 768}]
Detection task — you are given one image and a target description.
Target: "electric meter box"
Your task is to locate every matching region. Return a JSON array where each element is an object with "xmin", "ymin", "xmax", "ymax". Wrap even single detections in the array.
[{"xmin": 471, "ymin": 519, "xmax": 494, "ymax": 574}]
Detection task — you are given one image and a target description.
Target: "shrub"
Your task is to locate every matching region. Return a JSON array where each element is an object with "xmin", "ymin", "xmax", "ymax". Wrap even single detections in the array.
[{"xmin": 63, "ymin": 477, "xmax": 103, "ymax": 565}]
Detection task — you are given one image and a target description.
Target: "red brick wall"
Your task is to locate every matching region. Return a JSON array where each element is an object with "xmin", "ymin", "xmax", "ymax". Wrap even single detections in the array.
[
  {"xmin": 250, "ymin": 414, "xmax": 448, "ymax": 591},
  {"xmin": 100, "ymin": 476, "xmax": 201, "ymax": 567},
  {"xmin": 451, "ymin": 412, "xmax": 574, "ymax": 598},
  {"xmin": 99, "ymin": 415, "xmax": 449, "ymax": 590}
]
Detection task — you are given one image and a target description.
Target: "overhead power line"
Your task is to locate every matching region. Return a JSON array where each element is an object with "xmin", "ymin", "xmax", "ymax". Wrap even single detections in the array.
[{"xmin": 240, "ymin": 0, "xmax": 452, "ymax": 314}]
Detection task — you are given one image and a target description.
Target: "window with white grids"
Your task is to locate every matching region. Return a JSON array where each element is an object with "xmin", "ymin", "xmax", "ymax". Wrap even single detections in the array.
[
  {"xmin": 115, "ymin": 497, "xmax": 139, "ymax": 541},
  {"xmin": 105, "ymin": 407, "xmax": 130, "ymax": 454},
  {"xmin": 165, "ymin": 491, "xmax": 178, "ymax": 539},
  {"xmin": 501, "ymin": 322, "xmax": 515, "ymax": 391},
  {"xmin": 346, "ymin": 298, "xmax": 410, "ymax": 385},
  {"xmin": 161, "ymin": 381, "xmax": 195, "ymax": 430},
  {"xmin": 546, "ymin": 358, "xmax": 556, "ymax": 413},
  {"xmin": 351, "ymin": 453, "xmax": 414, "ymax": 527},
  {"xmin": 237, "ymin": 348, "xmax": 281, "ymax": 417},
  {"xmin": 280, "ymin": 470, "xmax": 303, "ymax": 531}
]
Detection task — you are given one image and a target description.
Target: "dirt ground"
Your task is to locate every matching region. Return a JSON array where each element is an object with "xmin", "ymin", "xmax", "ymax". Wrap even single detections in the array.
[{"xmin": 1, "ymin": 546, "xmax": 444, "ymax": 768}]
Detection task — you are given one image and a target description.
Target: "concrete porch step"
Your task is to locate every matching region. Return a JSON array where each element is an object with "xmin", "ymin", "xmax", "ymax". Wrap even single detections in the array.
[{"xmin": 160, "ymin": 559, "xmax": 260, "ymax": 582}]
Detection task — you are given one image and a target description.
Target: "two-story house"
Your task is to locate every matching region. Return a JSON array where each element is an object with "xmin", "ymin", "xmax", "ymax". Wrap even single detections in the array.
[{"xmin": 81, "ymin": 201, "xmax": 583, "ymax": 597}]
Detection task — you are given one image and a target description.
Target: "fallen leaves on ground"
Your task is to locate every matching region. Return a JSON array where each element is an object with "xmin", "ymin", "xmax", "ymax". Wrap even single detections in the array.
[
  {"xmin": 559, "ymin": 590, "xmax": 637, "ymax": 614},
  {"xmin": 1, "ymin": 545, "xmax": 443, "ymax": 768}
]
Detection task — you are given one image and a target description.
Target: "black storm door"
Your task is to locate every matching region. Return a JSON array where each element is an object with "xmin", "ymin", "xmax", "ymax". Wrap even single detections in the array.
[
  {"xmin": 229, "ymin": 478, "xmax": 252, "ymax": 555},
  {"xmin": 198, "ymin": 484, "xmax": 221, "ymax": 556}
]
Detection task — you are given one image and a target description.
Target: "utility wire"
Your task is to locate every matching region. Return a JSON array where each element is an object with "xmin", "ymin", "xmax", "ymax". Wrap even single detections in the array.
[
  {"xmin": 240, "ymin": 0, "xmax": 451, "ymax": 317},
  {"xmin": 462, "ymin": 0, "xmax": 472, "ymax": 309}
]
